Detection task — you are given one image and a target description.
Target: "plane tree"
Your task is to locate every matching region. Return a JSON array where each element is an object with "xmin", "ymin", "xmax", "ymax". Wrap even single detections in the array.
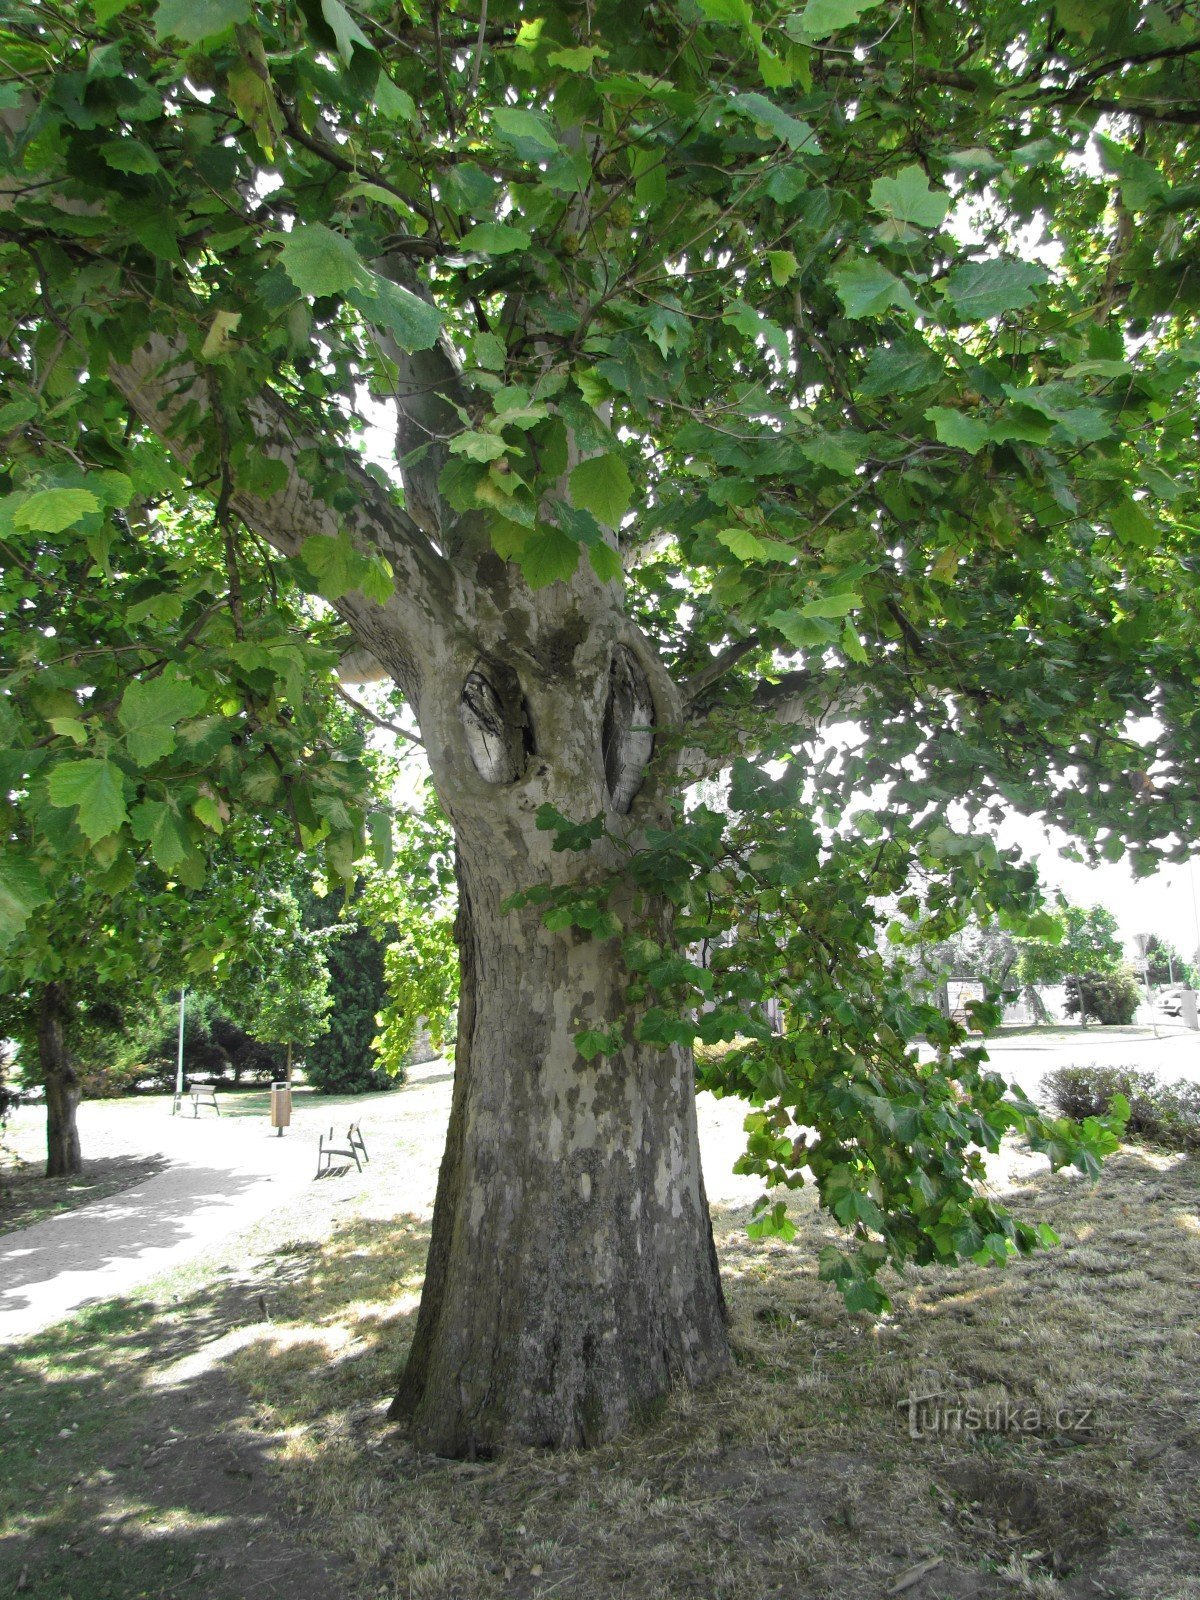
[{"xmin": 2, "ymin": 0, "xmax": 1199, "ymax": 1453}]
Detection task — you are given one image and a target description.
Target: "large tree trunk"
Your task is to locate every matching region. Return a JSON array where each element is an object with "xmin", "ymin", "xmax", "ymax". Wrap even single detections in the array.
[
  {"xmin": 39, "ymin": 983, "xmax": 82, "ymax": 1178},
  {"xmin": 110, "ymin": 329, "xmax": 735, "ymax": 1456},
  {"xmin": 387, "ymin": 605, "xmax": 732, "ymax": 1454},
  {"xmin": 391, "ymin": 840, "xmax": 730, "ymax": 1454}
]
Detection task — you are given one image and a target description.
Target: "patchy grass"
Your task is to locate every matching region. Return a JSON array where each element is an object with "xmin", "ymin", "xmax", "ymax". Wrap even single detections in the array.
[
  {"xmin": 0, "ymin": 1153, "xmax": 168, "ymax": 1237},
  {"xmin": 3, "ymin": 1141, "xmax": 1197, "ymax": 1600}
]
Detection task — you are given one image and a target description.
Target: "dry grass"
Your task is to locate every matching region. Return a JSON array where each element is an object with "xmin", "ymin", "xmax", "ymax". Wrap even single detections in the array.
[{"xmin": 215, "ymin": 1144, "xmax": 1200, "ymax": 1600}]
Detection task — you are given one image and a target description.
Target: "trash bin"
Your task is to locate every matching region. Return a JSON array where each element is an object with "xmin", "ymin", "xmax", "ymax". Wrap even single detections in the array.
[{"xmin": 270, "ymin": 1081, "xmax": 292, "ymax": 1135}]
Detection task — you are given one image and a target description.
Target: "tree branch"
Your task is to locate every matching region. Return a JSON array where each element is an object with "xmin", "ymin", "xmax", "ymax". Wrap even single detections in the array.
[
  {"xmin": 680, "ymin": 635, "xmax": 761, "ymax": 707},
  {"xmin": 333, "ymin": 682, "xmax": 426, "ymax": 746},
  {"xmin": 109, "ymin": 334, "xmax": 456, "ymax": 703}
]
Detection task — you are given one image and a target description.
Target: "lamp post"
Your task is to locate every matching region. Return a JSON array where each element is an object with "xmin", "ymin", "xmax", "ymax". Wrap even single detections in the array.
[{"xmin": 172, "ymin": 987, "xmax": 186, "ymax": 1113}]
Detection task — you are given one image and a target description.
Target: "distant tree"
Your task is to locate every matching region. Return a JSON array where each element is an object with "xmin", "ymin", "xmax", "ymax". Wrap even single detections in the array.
[
  {"xmin": 1143, "ymin": 935, "xmax": 1197, "ymax": 989},
  {"xmin": 357, "ymin": 785, "xmax": 458, "ymax": 1078},
  {"xmin": 921, "ymin": 923, "xmax": 1020, "ymax": 989},
  {"xmin": 212, "ymin": 889, "xmax": 335, "ymax": 1079},
  {"xmin": 1020, "ymin": 905, "xmax": 1126, "ymax": 1029},
  {"xmin": 921, "ymin": 919, "xmax": 1056, "ymax": 1024},
  {"xmin": 302, "ymin": 883, "xmax": 393, "ymax": 1095}
]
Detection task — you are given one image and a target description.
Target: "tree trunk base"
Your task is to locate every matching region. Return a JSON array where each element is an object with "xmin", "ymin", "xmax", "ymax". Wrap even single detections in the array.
[{"xmin": 390, "ymin": 859, "xmax": 732, "ymax": 1456}]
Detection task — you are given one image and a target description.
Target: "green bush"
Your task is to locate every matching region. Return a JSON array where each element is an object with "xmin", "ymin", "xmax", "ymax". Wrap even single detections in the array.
[
  {"xmin": 1041, "ymin": 1064, "xmax": 1200, "ymax": 1150},
  {"xmin": 1060, "ymin": 969, "xmax": 1141, "ymax": 1025}
]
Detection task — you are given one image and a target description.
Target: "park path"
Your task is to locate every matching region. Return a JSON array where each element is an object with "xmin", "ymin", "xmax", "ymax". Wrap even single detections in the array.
[
  {"xmin": 0, "ymin": 1104, "xmax": 320, "ymax": 1342},
  {"xmin": 3, "ymin": 1024, "xmax": 1196, "ymax": 1345},
  {"xmin": 0, "ymin": 1057, "xmax": 764, "ymax": 1345}
]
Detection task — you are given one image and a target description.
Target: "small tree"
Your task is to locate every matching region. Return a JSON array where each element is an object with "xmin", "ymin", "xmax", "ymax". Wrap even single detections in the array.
[
  {"xmin": 302, "ymin": 883, "xmax": 393, "ymax": 1094},
  {"xmin": 1144, "ymin": 935, "xmax": 1197, "ymax": 990},
  {"xmin": 1020, "ymin": 906, "xmax": 1126, "ymax": 1029}
]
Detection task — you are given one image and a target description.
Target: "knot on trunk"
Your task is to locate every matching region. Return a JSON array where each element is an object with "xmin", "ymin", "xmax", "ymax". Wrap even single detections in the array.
[
  {"xmin": 460, "ymin": 658, "xmax": 533, "ymax": 784},
  {"xmin": 602, "ymin": 645, "xmax": 654, "ymax": 814}
]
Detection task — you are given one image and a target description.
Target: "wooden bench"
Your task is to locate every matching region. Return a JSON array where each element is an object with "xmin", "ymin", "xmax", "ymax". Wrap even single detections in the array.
[{"xmin": 316, "ymin": 1122, "xmax": 368, "ymax": 1178}]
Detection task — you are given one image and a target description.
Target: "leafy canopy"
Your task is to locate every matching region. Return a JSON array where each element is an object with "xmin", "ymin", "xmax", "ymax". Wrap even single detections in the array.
[{"xmin": 3, "ymin": 0, "xmax": 1200, "ymax": 1304}]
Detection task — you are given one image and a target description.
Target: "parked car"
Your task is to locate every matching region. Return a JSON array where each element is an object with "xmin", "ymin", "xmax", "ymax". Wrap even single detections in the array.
[{"xmin": 1157, "ymin": 989, "xmax": 1185, "ymax": 1017}]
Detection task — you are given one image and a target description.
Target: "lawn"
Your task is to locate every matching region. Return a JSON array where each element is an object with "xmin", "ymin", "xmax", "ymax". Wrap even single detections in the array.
[{"xmin": 1, "ymin": 1130, "xmax": 1197, "ymax": 1600}]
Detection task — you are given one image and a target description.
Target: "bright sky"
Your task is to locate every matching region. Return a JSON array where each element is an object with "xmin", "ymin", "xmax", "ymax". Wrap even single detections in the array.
[{"xmin": 998, "ymin": 812, "xmax": 1200, "ymax": 969}]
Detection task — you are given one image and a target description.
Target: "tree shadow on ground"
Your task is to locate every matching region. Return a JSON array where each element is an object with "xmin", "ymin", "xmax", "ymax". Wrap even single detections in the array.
[
  {"xmin": 0, "ymin": 1165, "xmax": 268, "ymax": 1322},
  {"xmin": 2, "ymin": 1150, "xmax": 1198, "ymax": 1600},
  {"xmin": 0, "ymin": 1153, "xmax": 169, "ymax": 1238},
  {"xmin": 0, "ymin": 1214, "xmax": 429, "ymax": 1600}
]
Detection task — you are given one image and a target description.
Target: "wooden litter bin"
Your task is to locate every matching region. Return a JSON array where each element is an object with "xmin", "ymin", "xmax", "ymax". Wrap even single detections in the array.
[{"xmin": 270, "ymin": 1081, "xmax": 292, "ymax": 1136}]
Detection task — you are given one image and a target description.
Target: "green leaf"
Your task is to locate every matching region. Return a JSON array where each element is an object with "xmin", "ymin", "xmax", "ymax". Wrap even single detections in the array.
[
  {"xmin": 569, "ymin": 453, "xmax": 633, "ymax": 528},
  {"xmin": 841, "ymin": 621, "xmax": 868, "ymax": 663},
  {"xmin": 1109, "ymin": 497, "xmax": 1158, "ymax": 548},
  {"xmin": 767, "ymin": 249, "xmax": 798, "ymax": 285},
  {"xmin": 130, "ymin": 799, "xmax": 192, "ymax": 873},
  {"xmin": 869, "ymin": 165, "xmax": 949, "ymax": 230},
  {"xmin": 277, "ymin": 224, "xmax": 367, "ymax": 298},
  {"xmin": 46, "ymin": 759, "xmax": 128, "ymax": 841},
  {"xmin": 320, "ymin": 0, "xmax": 376, "ymax": 65},
  {"xmin": 153, "ymin": 0, "xmax": 249, "ymax": 43},
  {"xmin": 829, "ymin": 258, "xmax": 914, "ymax": 318},
  {"xmin": 0, "ymin": 857, "xmax": 51, "ymax": 947},
  {"xmin": 13, "ymin": 488, "xmax": 101, "ymax": 533},
  {"xmin": 100, "ymin": 138, "xmax": 161, "ymax": 175},
  {"xmin": 350, "ymin": 275, "xmax": 442, "ymax": 351},
  {"xmin": 631, "ymin": 148, "xmax": 667, "ymax": 208},
  {"xmin": 575, "ymin": 1027, "xmax": 620, "ymax": 1060},
  {"xmin": 200, "ymin": 310, "xmax": 241, "ymax": 361},
  {"xmin": 492, "ymin": 107, "xmax": 563, "ymax": 161},
  {"xmin": 767, "ymin": 609, "xmax": 837, "ymax": 648},
  {"xmin": 926, "ymin": 406, "xmax": 992, "ymax": 454},
  {"xmin": 0, "ymin": 399, "xmax": 37, "ymax": 432},
  {"xmin": 369, "ymin": 810, "xmax": 394, "ymax": 871},
  {"xmin": 299, "ymin": 534, "xmax": 379, "ymax": 601},
  {"xmin": 730, "ymin": 93, "xmax": 819, "ymax": 152},
  {"xmin": 800, "ymin": 590, "xmax": 859, "ymax": 618},
  {"xmin": 587, "ymin": 542, "xmax": 622, "ymax": 583},
  {"xmin": 859, "ymin": 339, "xmax": 943, "ymax": 396},
  {"xmin": 516, "ymin": 524, "xmax": 580, "ymax": 589},
  {"xmin": 459, "ymin": 222, "xmax": 532, "ymax": 255},
  {"xmin": 118, "ymin": 670, "xmax": 207, "ymax": 765},
  {"xmin": 799, "ymin": 433, "xmax": 863, "ymax": 475},
  {"xmin": 448, "ymin": 430, "xmax": 509, "ymax": 462},
  {"xmin": 548, "ymin": 45, "xmax": 607, "ymax": 71},
  {"xmin": 717, "ymin": 526, "xmax": 770, "ymax": 562},
  {"xmin": 696, "ymin": 0, "xmax": 752, "ymax": 24},
  {"xmin": 941, "ymin": 259, "xmax": 1048, "ymax": 321},
  {"xmin": 794, "ymin": 0, "xmax": 882, "ymax": 39},
  {"xmin": 48, "ymin": 716, "xmax": 88, "ymax": 744},
  {"xmin": 374, "ymin": 71, "xmax": 417, "ymax": 121}
]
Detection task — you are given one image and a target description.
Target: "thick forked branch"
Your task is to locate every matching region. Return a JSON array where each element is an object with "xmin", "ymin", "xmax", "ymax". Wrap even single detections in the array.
[
  {"xmin": 678, "ymin": 668, "xmax": 865, "ymax": 779},
  {"xmin": 109, "ymin": 334, "xmax": 458, "ymax": 703}
]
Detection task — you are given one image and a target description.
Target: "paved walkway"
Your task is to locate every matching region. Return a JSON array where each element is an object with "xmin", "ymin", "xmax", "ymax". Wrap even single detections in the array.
[{"xmin": 0, "ymin": 1112, "xmax": 320, "ymax": 1342}]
